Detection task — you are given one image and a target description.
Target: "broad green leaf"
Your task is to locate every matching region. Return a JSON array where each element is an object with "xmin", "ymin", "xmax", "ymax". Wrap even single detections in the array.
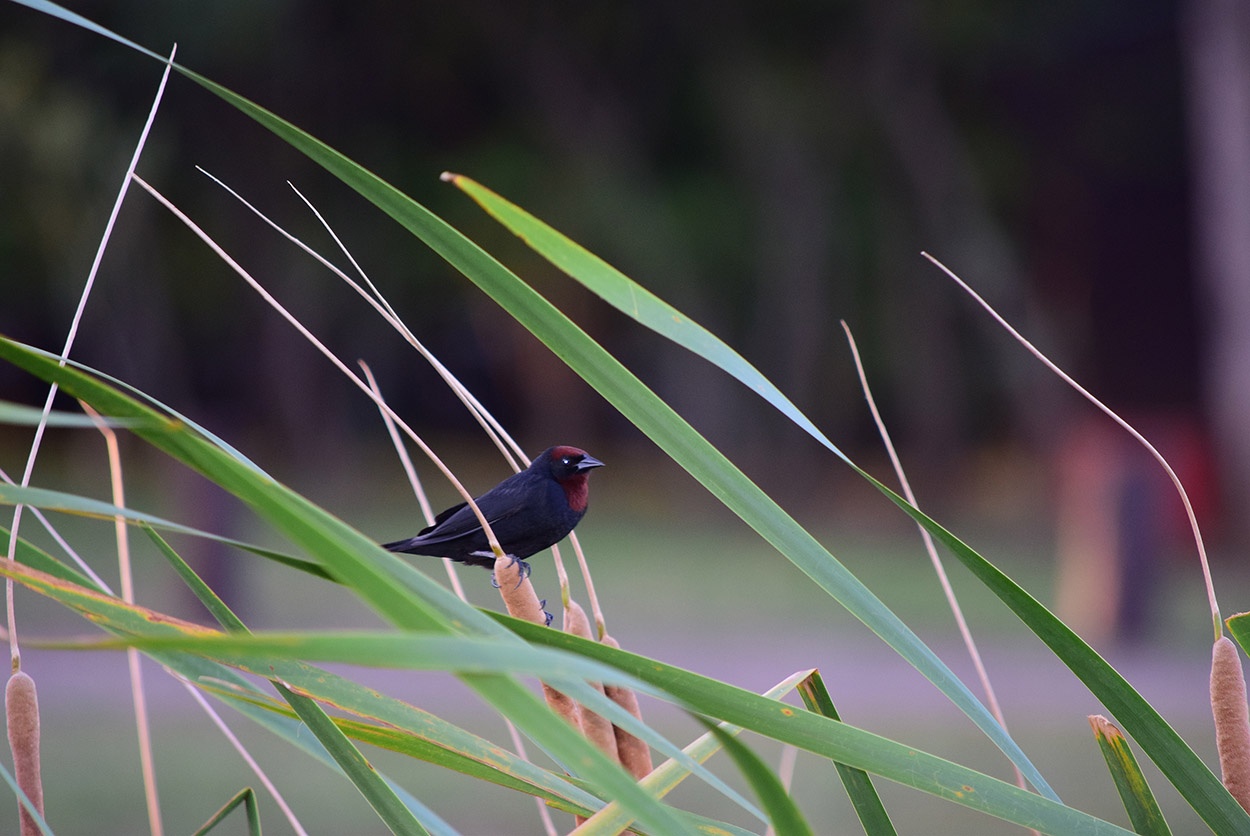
[
  {"xmin": 497, "ymin": 613, "xmax": 1135, "ymax": 836},
  {"xmin": 439, "ymin": 178, "xmax": 1250, "ymax": 834},
  {"xmin": 578, "ymin": 670, "xmax": 809, "ymax": 835},
  {"xmin": 9, "ymin": 4, "xmax": 1046, "ymax": 799},
  {"xmin": 72, "ymin": 630, "xmax": 659, "ymax": 696},
  {"xmin": 0, "ymin": 338, "xmax": 700, "ymax": 834},
  {"xmin": 0, "ymin": 482, "xmax": 333, "ymax": 582},
  {"xmin": 144, "ymin": 524, "xmax": 249, "ymax": 632},
  {"xmin": 1090, "ymin": 715, "xmax": 1171, "ymax": 836},
  {"xmin": 276, "ymin": 681, "xmax": 433, "ymax": 836},
  {"xmin": 0, "ymin": 399, "xmax": 151, "ymax": 429},
  {"xmin": 704, "ymin": 723, "xmax": 814, "ymax": 836},
  {"xmin": 446, "ymin": 174, "xmax": 849, "ymax": 465},
  {"xmin": 798, "ymin": 671, "xmax": 896, "ymax": 836},
  {"xmin": 1226, "ymin": 612, "xmax": 1250, "ymax": 656},
  {"xmin": 152, "ymin": 69, "xmax": 1053, "ymax": 801}
]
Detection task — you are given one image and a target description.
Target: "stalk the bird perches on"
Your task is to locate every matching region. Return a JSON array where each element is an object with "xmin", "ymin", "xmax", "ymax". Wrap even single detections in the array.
[{"xmin": 383, "ymin": 446, "xmax": 603, "ymax": 579}]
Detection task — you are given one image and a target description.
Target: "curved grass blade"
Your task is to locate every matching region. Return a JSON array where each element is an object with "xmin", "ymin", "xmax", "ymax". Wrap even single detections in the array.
[
  {"xmin": 1090, "ymin": 716, "xmax": 1172, "ymax": 836},
  {"xmin": 276, "ymin": 681, "xmax": 433, "ymax": 836},
  {"xmin": 144, "ymin": 524, "xmax": 248, "ymax": 632},
  {"xmin": 0, "ymin": 400, "xmax": 150, "ymax": 429},
  {"xmin": 0, "ymin": 483, "xmax": 332, "ymax": 581},
  {"xmin": 435, "ymin": 178, "xmax": 1250, "ymax": 833},
  {"xmin": 494, "ymin": 614, "xmax": 1134, "ymax": 836},
  {"xmin": 797, "ymin": 671, "xmax": 896, "ymax": 836},
  {"xmin": 578, "ymin": 671, "xmax": 808, "ymax": 835},
  {"xmin": 703, "ymin": 723, "xmax": 813, "ymax": 836},
  {"xmin": 866, "ymin": 480, "xmax": 1250, "ymax": 834},
  {"xmin": 445, "ymin": 174, "xmax": 850, "ymax": 465},
  {"xmin": 0, "ymin": 339, "xmax": 701, "ymax": 834},
  {"xmin": 2, "ymin": 526, "xmax": 102, "ymax": 589},
  {"xmin": 191, "ymin": 788, "xmax": 261, "ymax": 836},
  {"xmin": 132, "ymin": 78, "xmax": 1053, "ymax": 797}
]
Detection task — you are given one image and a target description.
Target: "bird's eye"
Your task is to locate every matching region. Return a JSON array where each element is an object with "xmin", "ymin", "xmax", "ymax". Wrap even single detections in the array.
[{"xmin": 561, "ymin": 456, "xmax": 572, "ymax": 466}]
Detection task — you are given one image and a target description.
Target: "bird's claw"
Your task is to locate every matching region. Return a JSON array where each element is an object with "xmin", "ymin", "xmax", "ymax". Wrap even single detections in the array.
[
  {"xmin": 490, "ymin": 555, "xmax": 532, "ymax": 589},
  {"xmin": 539, "ymin": 599, "xmax": 553, "ymax": 627}
]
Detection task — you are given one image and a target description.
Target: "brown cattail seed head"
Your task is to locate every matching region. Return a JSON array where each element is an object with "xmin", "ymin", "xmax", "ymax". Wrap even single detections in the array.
[
  {"xmin": 6, "ymin": 671, "xmax": 44, "ymax": 836},
  {"xmin": 602, "ymin": 633, "xmax": 653, "ymax": 780},
  {"xmin": 493, "ymin": 555, "xmax": 546, "ymax": 626},
  {"xmin": 1211, "ymin": 635, "xmax": 1250, "ymax": 812},
  {"xmin": 564, "ymin": 601, "xmax": 618, "ymax": 759}
]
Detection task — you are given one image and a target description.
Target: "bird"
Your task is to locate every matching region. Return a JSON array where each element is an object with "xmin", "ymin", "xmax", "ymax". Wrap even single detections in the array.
[{"xmin": 382, "ymin": 445, "xmax": 604, "ymax": 579}]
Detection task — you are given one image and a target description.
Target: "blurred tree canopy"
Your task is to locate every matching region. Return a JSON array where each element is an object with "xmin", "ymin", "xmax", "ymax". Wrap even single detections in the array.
[{"xmin": 2, "ymin": 0, "xmax": 1228, "ymax": 519}]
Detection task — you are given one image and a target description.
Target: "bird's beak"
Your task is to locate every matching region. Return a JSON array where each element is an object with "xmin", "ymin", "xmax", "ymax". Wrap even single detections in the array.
[{"xmin": 578, "ymin": 455, "xmax": 604, "ymax": 472}]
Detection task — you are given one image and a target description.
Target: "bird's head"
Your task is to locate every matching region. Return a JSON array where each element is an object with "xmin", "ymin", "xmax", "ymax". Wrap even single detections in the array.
[{"xmin": 540, "ymin": 445, "xmax": 603, "ymax": 512}]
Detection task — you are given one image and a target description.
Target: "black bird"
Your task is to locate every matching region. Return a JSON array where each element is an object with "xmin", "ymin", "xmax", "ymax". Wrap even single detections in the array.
[{"xmin": 383, "ymin": 446, "xmax": 603, "ymax": 577}]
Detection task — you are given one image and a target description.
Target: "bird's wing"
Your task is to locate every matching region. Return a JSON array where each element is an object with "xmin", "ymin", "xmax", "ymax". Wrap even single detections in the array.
[
  {"xmin": 412, "ymin": 487, "xmax": 530, "ymax": 545},
  {"xmin": 417, "ymin": 501, "xmax": 468, "ymax": 535}
]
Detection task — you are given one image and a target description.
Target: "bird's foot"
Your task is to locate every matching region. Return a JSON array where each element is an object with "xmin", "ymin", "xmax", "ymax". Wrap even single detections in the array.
[
  {"xmin": 490, "ymin": 554, "xmax": 532, "ymax": 589},
  {"xmin": 538, "ymin": 599, "xmax": 553, "ymax": 628}
]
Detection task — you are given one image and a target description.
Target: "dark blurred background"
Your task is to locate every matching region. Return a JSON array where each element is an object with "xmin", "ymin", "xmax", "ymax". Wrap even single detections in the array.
[
  {"xmin": 6, "ymin": 3, "xmax": 1250, "ymax": 833},
  {"xmin": 1, "ymin": 1, "xmax": 1248, "ymax": 637}
]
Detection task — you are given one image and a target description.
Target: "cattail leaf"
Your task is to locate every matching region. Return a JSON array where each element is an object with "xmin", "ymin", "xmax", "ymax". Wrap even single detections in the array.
[
  {"xmin": 1089, "ymin": 715, "xmax": 1172, "ymax": 836},
  {"xmin": 701, "ymin": 723, "xmax": 814, "ymax": 836},
  {"xmin": 445, "ymin": 175, "xmax": 848, "ymax": 467},
  {"xmin": 498, "ymin": 614, "xmax": 1137, "ymax": 835},
  {"xmin": 0, "ymin": 400, "xmax": 150, "ymax": 429},
  {"xmin": 797, "ymin": 671, "xmax": 897, "ymax": 836},
  {"xmin": 190, "ymin": 788, "xmax": 261, "ymax": 836},
  {"xmin": 1, "ymin": 526, "xmax": 101, "ymax": 590},
  {"xmin": 1228, "ymin": 612, "xmax": 1250, "ymax": 654},
  {"xmin": 0, "ymin": 483, "xmax": 333, "ymax": 582},
  {"xmin": 142, "ymin": 75, "xmax": 1055, "ymax": 804},
  {"xmin": 440, "ymin": 176, "xmax": 1250, "ymax": 834},
  {"xmin": 275, "ymin": 682, "xmax": 437, "ymax": 836},
  {"xmin": 143, "ymin": 524, "xmax": 248, "ymax": 633},
  {"xmin": 0, "ymin": 338, "xmax": 701, "ymax": 835},
  {"xmin": 576, "ymin": 671, "xmax": 808, "ymax": 835}
]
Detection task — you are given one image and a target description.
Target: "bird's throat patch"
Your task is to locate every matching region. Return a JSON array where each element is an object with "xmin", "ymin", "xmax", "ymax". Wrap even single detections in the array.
[{"xmin": 562, "ymin": 475, "xmax": 590, "ymax": 513}]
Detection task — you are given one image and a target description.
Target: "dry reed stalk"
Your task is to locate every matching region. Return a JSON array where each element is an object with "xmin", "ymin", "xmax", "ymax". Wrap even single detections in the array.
[
  {"xmin": 601, "ymin": 633, "xmax": 652, "ymax": 780},
  {"xmin": 6, "ymin": 670, "xmax": 43, "ymax": 836},
  {"xmin": 1212, "ymin": 634, "xmax": 1250, "ymax": 811}
]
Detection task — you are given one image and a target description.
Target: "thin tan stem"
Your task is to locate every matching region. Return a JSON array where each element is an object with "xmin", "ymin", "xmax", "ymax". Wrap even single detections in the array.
[
  {"xmin": 5, "ymin": 48, "xmax": 176, "ymax": 673},
  {"xmin": 359, "ymin": 361, "xmax": 467, "ymax": 600},
  {"xmin": 924, "ymin": 251, "xmax": 1221, "ymax": 639},
  {"xmin": 361, "ymin": 364, "xmax": 556, "ymax": 832},
  {"xmin": 132, "ymin": 174, "xmax": 506, "ymax": 560},
  {"xmin": 841, "ymin": 321, "xmax": 1022, "ymax": 791},
  {"xmin": 180, "ymin": 680, "xmax": 309, "ymax": 835},
  {"xmin": 81, "ymin": 402, "xmax": 163, "ymax": 836}
]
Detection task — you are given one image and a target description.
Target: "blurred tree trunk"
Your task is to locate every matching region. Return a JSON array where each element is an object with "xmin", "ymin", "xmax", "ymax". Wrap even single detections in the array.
[{"xmin": 1183, "ymin": 0, "xmax": 1250, "ymax": 539}]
